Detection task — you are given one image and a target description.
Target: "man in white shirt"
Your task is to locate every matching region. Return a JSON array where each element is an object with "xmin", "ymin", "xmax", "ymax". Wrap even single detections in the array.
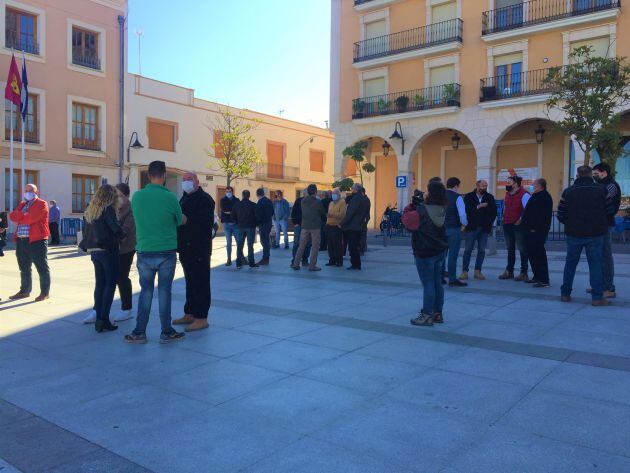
[{"xmin": 444, "ymin": 177, "xmax": 468, "ymax": 287}]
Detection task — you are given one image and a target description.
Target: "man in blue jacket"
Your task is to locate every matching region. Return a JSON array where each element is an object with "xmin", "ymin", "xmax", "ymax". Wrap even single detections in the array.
[
  {"xmin": 272, "ymin": 190, "xmax": 290, "ymax": 249},
  {"xmin": 255, "ymin": 188, "xmax": 274, "ymax": 265}
]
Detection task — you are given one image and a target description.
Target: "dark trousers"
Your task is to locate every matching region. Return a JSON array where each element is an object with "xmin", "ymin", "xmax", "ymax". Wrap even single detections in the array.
[
  {"xmin": 91, "ymin": 249, "xmax": 119, "ymax": 323},
  {"xmin": 360, "ymin": 228, "xmax": 368, "ymax": 254},
  {"xmin": 49, "ymin": 222, "xmax": 60, "ymax": 245},
  {"xmin": 320, "ymin": 223, "xmax": 327, "ymax": 251},
  {"xmin": 326, "ymin": 224, "xmax": 343, "ymax": 265},
  {"xmin": 503, "ymin": 223, "xmax": 528, "ymax": 274},
  {"xmin": 524, "ymin": 231, "xmax": 549, "ymax": 284},
  {"xmin": 237, "ymin": 227, "xmax": 256, "ymax": 266},
  {"xmin": 258, "ymin": 222, "xmax": 272, "ymax": 261},
  {"xmin": 117, "ymin": 251, "xmax": 135, "ymax": 311},
  {"xmin": 561, "ymin": 235, "xmax": 604, "ymax": 301},
  {"xmin": 16, "ymin": 238, "xmax": 50, "ymax": 295},
  {"xmin": 180, "ymin": 250, "xmax": 211, "ymax": 319},
  {"xmin": 346, "ymin": 230, "xmax": 362, "ymax": 269}
]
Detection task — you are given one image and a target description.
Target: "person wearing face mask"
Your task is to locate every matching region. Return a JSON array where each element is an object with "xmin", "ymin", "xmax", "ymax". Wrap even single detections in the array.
[
  {"xmin": 592, "ymin": 163, "xmax": 621, "ymax": 299},
  {"xmin": 220, "ymin": 186, "xmax": 240, "ymax": 266},
  {"xmin": 9, "ymin": 183, "xmax": 51, "ymax": 301},
  {"xmin": 521, "ymin": 179, "xmax": 553, "ymax": 288},
  {"xmin": 461, "ymin": 180, "xmax": 497, "ymax": 280},
  {"xmin": 498, "ymin": 175, "xmax": 530, "ymax": 282},
  {"xmin": 325, "ymin": 188, "xmax": 347, "ymax": 267},
  {"xmin": 173, "ymin": 172, "xmax": 215, "ymax": 332}
]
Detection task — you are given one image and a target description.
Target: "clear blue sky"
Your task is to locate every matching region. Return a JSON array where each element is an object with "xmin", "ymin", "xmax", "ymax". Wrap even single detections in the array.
[{"xmin": 127, "ymin": 0, "xmax": 331, "ymax": 127}]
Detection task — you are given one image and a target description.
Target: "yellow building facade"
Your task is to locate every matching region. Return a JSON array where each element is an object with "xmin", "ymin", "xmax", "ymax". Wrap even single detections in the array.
[{"xmin": 331, "ymin": 0, "xmax": 630, "ymax": 228}]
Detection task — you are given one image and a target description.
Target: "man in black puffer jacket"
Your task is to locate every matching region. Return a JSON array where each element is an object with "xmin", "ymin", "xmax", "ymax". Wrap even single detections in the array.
[
  {"xmin": 557, "ymin": 165, "xmax": 615, "ymax": 306},
  {"xmin": 521, "ymin": 178, "xmax": 553, "ymax": 287},
  {"xmin": 593, "ymin": 162, "xmax": 622, "ymax": 298},
  {"xmin": 232, "ymin": 190, "xmax": 259, "ymax": 269}
]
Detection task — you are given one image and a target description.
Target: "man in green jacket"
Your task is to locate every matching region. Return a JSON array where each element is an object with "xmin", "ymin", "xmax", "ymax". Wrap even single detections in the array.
[
  {"xmin": 124, "ymin": 161, "xmax": 187, "ymax": 344},
  {"xmin": 292, "ymin": 184, "xmax": 325, "ymax": 272}
]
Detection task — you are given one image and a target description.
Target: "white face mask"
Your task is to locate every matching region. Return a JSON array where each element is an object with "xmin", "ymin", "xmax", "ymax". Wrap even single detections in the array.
[
  {"xmin": 226, "ymin": 192, "xmax": 233, "ymax": 199},
  {"xmin": 24, "ymin": 192, "xmax": 36, "ymax": 201},
  {"xmin": 332, "ymin": 194, "xmax": 339, "ymax": 202},
  {"xmin": 529, "ymin": 185, "xmax": 535, "ymax": 193},
  {"xmin": 182, "ymin": 181, "xmax": 195, "ymax": 194}
]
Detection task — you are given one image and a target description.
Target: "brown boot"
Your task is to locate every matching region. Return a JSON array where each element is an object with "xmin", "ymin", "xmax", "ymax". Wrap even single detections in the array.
[
  {"xmin": 561, "ymin": 296, "xmax": 572, "ymax": 303},
  {"xmin": 173, "ymin": 315, "xmax": 195, "ymax": 325},
  {"xmin": 498, "ymin": 271, "xmax": 514, "ymax": 280},
  {"xmin": 474, "ymin": 270, "xmax": 486, "ymax": 280},
  {"xmin": 592, "ymin": 299, "xmax": 611, "ymax": 307},
  {"xmin": 185, "ymin": 319, "xmax": 209, "ymax": 332},
  {"xmin": 34, "ymin": 294, "xmax": 49, "ymax": 302},
  {"xmin": 9, "ymin": 292, "xmax": 30, "ymax": 300},
  {"xmin": 514, "ymin": 272, "xmax": 529, "ymax": 282}
]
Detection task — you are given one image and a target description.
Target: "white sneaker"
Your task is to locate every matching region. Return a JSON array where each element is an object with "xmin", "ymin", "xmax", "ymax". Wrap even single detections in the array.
[
  {"xmin": 83, "ymin": 310, "xmax": 97, "ymax": 324},
  {"xmin": 113, "ymin": 309, "xmax": 133, "ymax": 323}
]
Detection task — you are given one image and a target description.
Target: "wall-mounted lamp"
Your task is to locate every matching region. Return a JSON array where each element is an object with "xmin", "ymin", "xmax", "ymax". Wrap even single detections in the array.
[
  {"xmin": 389, "ymin": 121, "xmax": 405, "ymax": 155},
  {"xmin": 451, "ymin": 131, "xmax": 461, "ymax": 150},
  {"xmin": 127, "ymin": 131, "xmax": 143, "ymax": 163},
  {"xmin": 382, "ymin": 141, "xmax": 391, "ymax": 157},
  {"xmin": 535, "ymin": 122, "xmax": 546, "ymax": 144}
]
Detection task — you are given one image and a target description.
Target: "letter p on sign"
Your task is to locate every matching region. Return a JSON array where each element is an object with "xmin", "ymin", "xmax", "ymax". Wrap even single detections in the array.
[{"xmin": 396, "ymin": 175, "xmax": 407, "ymax": 188}]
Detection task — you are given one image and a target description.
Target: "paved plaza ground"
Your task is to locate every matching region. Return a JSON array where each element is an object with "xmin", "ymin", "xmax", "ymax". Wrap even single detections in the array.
[{"xmin": 1, "ymin": 236, "xmax": 630, "ymax": 472}]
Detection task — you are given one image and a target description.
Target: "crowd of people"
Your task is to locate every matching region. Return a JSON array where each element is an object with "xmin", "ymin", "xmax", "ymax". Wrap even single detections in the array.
[
  {"xmin": 2, "ymin": 158, "xmax": 622, "ymax": 337},
  {"xmin": 403, "ymin": 163, "xmax": 621, "ymax": 327}
]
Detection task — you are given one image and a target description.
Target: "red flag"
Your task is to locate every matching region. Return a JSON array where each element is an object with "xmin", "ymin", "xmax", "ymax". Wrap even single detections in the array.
[{"xmin": 5, "ymin": 54, "xmax": 22, "ymax": 107}]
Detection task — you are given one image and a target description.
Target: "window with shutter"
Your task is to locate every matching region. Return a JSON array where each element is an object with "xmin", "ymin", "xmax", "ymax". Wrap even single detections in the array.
[
  {"xmin": 147, "ymin": 119, "xmax": 177, "ymax": 152},
  {"xmin": 267, "ymin": 142, "xmax": 285, "ymax": 179},
  {"xmin": 213, "ymin": 130, "xmax": 225, "ymax": 159},
  {"xmin": 309, "ymin": 150, "xmax": 325, "ymax": 173},
  {"xmin": 570, "ymin": 36, "xmax": 611, "ymax": 60}
]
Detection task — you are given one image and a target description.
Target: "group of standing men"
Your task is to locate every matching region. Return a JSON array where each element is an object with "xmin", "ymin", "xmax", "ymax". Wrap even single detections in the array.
[
  {"xmin": 439, "ymin": 162, "xmax": 620, "ymax": 306},
  {"xmin": 219, "ymin": 182, "xmax": 371, "ymax": 272}
]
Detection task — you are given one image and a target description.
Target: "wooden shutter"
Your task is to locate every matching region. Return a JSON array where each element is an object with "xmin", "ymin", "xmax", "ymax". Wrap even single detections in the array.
[
  {"xmin": 267, "ymin": 142, "xmax": 284, "ymax": 179},
  {"xmin": 309, "ymin": 150, "xmax": 325, "ymax": 172},
  {"xmin": 147, "ymin": 119, "xmax": 176, "ymax": 152},
  {"xmin": 213, "ymin": 130, "xmax": 225, "ymax": 159}
]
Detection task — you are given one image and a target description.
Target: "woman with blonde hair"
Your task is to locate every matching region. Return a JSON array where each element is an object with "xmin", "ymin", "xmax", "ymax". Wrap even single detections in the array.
[{"xmin": 80, "ymin": 184, "xmax": 125, "ymax": 332}]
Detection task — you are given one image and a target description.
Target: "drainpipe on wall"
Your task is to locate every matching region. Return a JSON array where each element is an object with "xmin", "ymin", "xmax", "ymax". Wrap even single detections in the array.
[{"xmin": 118, "ymin": 15, "xmax": 126, "ymax": 184}]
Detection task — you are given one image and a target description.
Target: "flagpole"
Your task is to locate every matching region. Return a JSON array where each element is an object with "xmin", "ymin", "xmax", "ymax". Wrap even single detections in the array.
[
  {"xmin": 20, "ymin": 112, "xmax": 25, "ymax": 192},
  {"xmin": 9, "ymin": 102, "xmax": 14, "ymax": 215}
]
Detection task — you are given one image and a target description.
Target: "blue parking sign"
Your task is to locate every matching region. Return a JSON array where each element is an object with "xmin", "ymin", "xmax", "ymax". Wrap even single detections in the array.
[{"xmin": 396, "ymin": 175, "xmax": 407, "ymax": 188}]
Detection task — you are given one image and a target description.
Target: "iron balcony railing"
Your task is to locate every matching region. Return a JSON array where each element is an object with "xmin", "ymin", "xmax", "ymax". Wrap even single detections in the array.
[
  {"xmin": 354, "ymin": 18, "xmax": 463, "ymax": 63},
  {"xmin": 482, "ymin": 0, "xmax": 621, "ymax": 35},
  {"xmin": 72, "ymin": 47, "xmax": 101, "ymax": 70},
  {"xmin": 256, "ymin": 164, "xmax": 300, "ymax": 181},
  {"xmin": 352, "ymin": 83, "xmax": 461, "ymax": 119},
  {"xmin": 5, "ymin": 30, "xmax": 39, "ymax": 55},
  {"xmin": 72, "ymin": 132, "xmax": 101, "ymax": 152},
  {"xmin": 480, "ymin": 67, "xmax": 555, "ymax": 102}
]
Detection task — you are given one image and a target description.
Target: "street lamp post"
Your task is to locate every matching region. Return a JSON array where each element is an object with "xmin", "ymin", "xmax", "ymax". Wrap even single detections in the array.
[{"xmin": 125, "ymin": 131, "xmax": 144, "ymax": 184}]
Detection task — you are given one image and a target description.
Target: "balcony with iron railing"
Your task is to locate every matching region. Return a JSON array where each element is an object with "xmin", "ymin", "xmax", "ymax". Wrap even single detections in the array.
[
  {"xmin": 480, "ymin": 67, "xmax": 555, "ymax": 103},
  {"xmin": 72, "ymin": 132, "xmax": 101, "ymax": 152},
  {"xmin": 72, "ymin": 47, "xmax": 101, "ymax": 70},
  {"xmin": 352, "ymin": 83, "xmax": 461, "ymax": 120},
  {"xmin": 353, "ymin": 19, "xmax": 463, "ymax": 66},
  {"xmin": 5, "ymin": 30, "xmax": 39, "ymax": 55},
  {"xmin": 5, "ymin": 124, "xmax": 39, "ymax": 144},
  {"xmin": 255, "ymin": 164, "xmax": 300, "ymax": 181},
  {"xmin": 482, "ymin": 0, "xmax": 621, "ymax": 37}
]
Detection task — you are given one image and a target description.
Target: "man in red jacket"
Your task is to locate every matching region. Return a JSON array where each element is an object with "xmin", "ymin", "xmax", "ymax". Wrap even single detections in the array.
[{"xmin": 9, "ymin": 183, "xmax": 51, "ymax": 301}]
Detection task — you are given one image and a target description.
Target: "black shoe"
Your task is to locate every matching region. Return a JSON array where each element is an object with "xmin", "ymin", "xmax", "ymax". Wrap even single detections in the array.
[
  {"xmin": 159, "ymin": 330, "xmax": 185, "ymax": 344},
  {"xmin": 95, "ymin": 319, "xmax": 118, "ymax": 333},
  {"xmin": 441, "ymin": 279, "xmax": 447, "ymax": 285},
  {"xmin": 249, "ymin": 263, "xmax": 260, "ymax": 269},
  {"xmin": 410, "ymin": 312, "xmax": 433, "ymax": 326},
  {"xmin": 124, "ymin": 332, "xmax": 148, "ymax": 344},
  {"xmin": 325, "ymin": 262, "xmax": 335, "ymax": 266},
  {"xmin": 335, "ymin": 263, "xmax": 344, "ymax": 267},
  {"xmin": 236, "ymin": 264, "xmax": 242, "ymax": 270},
  {"xmin": 257, "ymin": 259, "xmax": 269, "ymax": 266},
  {"xmin": 225, "ymin": 260, "xmax": 232, "ymax": 267},
  {"xmin": 272, "ymin": 245, "xmax": 280, "ymax": 249},
  {"xmin": 448, "ymin": 280, "xmax": 468, "ymax": 287},
  {"xmin": 301, "ymin": 259, "xmax": 309, "ymax": 266},
  {"xmin": 433, "ymin": 312, "xmax": 444, "ymax": 324},
  {"xmin": 533, "ymin": 282, "xmax": 550, "ymax": 288},
  {"xmin": 284, "ymin": 245, "xmax": 290, "ymax": 249},
  {"xmin": 347, "ymin": 266, "xmax": 361, "ymax": 271},
  {"xmin": 524, "ymin": 279, "xmax": 537, "ymax": 284}
]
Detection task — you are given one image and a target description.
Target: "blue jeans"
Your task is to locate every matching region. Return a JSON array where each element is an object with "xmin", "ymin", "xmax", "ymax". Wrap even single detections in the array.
[
  {"xmin": 462, "ymin": 228, "xmax": 489, "ymax": 272},
  {"xmin": 444, "ymin": 226, "xmax": 462, "ymax": 281},
  {"xmin": 503, "ymin": 223, "xmax": 528, "ymax": 274},
  {"xmin": 258, "ymin": 222, "xmax": 272, "ymax": 260},
  {"xmin": 274, "ymin": 220, "xmax": 289, "ymax": 247},
  {"xmin": 292, "ymin": 225, "xmax": 310, "ymax": 264},
  {"xmin": 237, "ymin": 228, "xmax": 256, "ymax": 266},
  {"xmin": 602, "ymin": 227, "xmax": 615, "ymax": 292},
  {"xmin": 561, "ymin": 235, "xmax": 605, "ymax": 301},
  {"xmin": 133, "ymin": 251, "xmax": 177, "ymax": 336},
  {"xmin": 224, "ymin": 222, "xmax": 238, "ymax": 261},
  {"xmin": 415, "ymin": 253, "xmax": 445, "ymax": 315},
  {"xmin": 91, "ymin": 249, "xmax": 119, "ymax": 323}
]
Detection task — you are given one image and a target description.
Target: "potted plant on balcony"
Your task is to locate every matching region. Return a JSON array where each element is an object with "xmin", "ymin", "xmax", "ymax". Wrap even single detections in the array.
[
  {"xmin": 481, "ymin": 84, "xmax": 497, "ymax": 101},
  {"xmin": 443, "ymin": 84, "xmax": 459, "ymax": 107},
  {"xmin": 378, "ymin": 98, "xmax": 391, "ymax": 113},
  {"xmin": 413, "ymin": 94, "xmax": 425, "ymax": 110},
  {"xmin": 394, "ymin": 95, "xmax": 410, "ymax": 113},
  {"xmin": 353, "ymin": 100, "xmax": 366, "ymax": 119}
]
